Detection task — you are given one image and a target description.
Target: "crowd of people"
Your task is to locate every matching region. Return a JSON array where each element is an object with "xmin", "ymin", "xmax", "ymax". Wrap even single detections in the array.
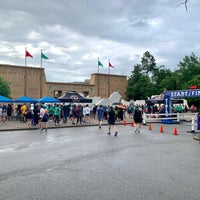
[
  {"xmin": 0, "ymin": 102, "xmax": 143, "ymax": 136},
  {"xmin": 1, "ymin": 101, "xmax": 198, "ymax": 135}
]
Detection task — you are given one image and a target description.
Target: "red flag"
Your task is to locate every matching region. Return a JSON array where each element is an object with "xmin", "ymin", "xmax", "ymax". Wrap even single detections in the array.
[
  {"xmin": 25, "ymin": 50, "xmax": 33, "ymax": 58},
  {"xmin": 109, "ymin": 62, "xmax": 114, "ymax": 68}
]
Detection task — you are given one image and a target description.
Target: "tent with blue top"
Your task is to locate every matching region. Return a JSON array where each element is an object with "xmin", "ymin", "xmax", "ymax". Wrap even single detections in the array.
[
  {"xmin": 14, "ymin": 96, "xmax": 37, "ymax": 103},
  {"xmin": 0, "ymin": 95, "xmax": 12, "ymax": 102},
  {"xmin": 37, "ymin": 96, "xmax": 60, "ymax": 103}
]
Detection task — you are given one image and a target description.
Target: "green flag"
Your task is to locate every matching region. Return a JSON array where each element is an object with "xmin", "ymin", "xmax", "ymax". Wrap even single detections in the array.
[
  {"xmin": 98, "ymin": 60, "xmax": 103, "ymax": 67},
  {"xmin": 41, "ymin": 52, "xmax": 49, "ymax": 59}
]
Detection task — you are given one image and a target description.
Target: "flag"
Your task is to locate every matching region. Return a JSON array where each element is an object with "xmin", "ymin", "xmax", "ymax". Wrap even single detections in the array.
[
  {"xmin": 109, "ymin": 62, "xmax": 114, "ymax": 68},
  {"xmin": 25, "ymin": 50, "xmax": 33, "ymax": 58},
  {"xmin": 41, "ymin": 52, "xmax": 49, "ymax": 59},
  {"xmin": 98, "ymin": 60, "xmax": 104, "ymax": 67}
]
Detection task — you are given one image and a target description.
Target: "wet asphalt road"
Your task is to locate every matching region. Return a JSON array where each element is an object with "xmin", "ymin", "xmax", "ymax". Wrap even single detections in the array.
[{"xmin": 0, "ymin": 124, "xmax": 200, "ymax": 200}]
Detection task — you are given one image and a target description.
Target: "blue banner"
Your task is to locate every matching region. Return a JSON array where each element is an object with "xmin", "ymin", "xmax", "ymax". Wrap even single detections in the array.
[
  {"xmin": 164, "ymin": 93, "xmax": 171, "ymax": 115},
  {"xmin": 164, "ymin": 89, "xmax": 200, "ymax": 99}
]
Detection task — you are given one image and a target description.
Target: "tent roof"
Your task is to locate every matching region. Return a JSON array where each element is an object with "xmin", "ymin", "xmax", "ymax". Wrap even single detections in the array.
[
  {"xmin": 14, "ymin": 96, "xmax": 37, "ymax": 103},
  {"xmin": 0, "ymin": 95, "xmax": 12, "ymax": 102},
  {"xmin": 58, "ymin": 92, "xmax": 92, "ymax": 103},
  {"xmin": 37, "ymin": 96, "xmax": 60, "ymax": 103}
]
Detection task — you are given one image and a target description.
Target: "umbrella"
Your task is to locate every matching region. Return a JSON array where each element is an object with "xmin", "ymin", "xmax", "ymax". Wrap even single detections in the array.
[
  {"xmin": 117, "ymin": 104, "xmax": 127, "ymax": 109},
  {"xmin": 14, "ymin": 96, "xmax": 37, "ymax": 103},
  {"xmin": 37, "ymin": 96, "xmax": 60, "ymax": 103},
  {"xmin": 112, "ymin": 102, "xmax": 122, "ymax": 105},
  {"xmin": 0, "ymin": 95, "xmax": 12, "ymax": 102}
]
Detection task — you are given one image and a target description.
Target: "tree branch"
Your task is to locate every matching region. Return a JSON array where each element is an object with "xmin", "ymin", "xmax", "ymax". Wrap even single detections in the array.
[{"xmin": 177, "ymin": 0, "xmax": 189, "ymax": 11}]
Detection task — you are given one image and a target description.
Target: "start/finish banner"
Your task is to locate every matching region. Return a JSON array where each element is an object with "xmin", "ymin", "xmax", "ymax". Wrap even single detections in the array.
[{"xmin": 164, "ymin": 89, "xmax": 200, "ymax": 99}]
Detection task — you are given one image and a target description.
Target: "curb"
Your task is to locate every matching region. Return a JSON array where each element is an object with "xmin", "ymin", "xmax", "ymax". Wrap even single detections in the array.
[{"xmin": 0, "ymin": 122, "xmax": 128, "ymax": 132}]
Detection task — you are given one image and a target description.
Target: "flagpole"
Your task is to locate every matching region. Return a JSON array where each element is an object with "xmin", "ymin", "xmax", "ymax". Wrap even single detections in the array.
[
  {"xmin": 24, "ymin": 47, "xmax": 27, "ymax": 96},
  {"xmin": 108, "ymin": 59, "xmax": 110, "ymax": 97},
  {"xmin": 97, "ymin": 58, "xmax": 100, "ymax": 97},
  {"xmin": 40, "ymin": 49, "xmax": 42, "ymax": 98}
]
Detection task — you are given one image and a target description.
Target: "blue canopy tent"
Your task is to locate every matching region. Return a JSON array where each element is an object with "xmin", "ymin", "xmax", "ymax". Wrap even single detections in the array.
[
  {"xmin": 0, "ymin": 95, "xmax": 12, "ymax": 102},
  {"xmin": 37, "ymin": 96, "xmax": 60, "ymax": 103},
  {"xmin": 13, "ymin": 96, "xmax": 37, "ymax": 103}
]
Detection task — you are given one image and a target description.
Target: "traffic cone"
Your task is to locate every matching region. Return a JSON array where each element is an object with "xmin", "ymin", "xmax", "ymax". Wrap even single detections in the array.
[
  {"xmin": 148, "ymin": 124, "xmax": 152, "ymax": 130},
  {"xmin": 123, "ymin": 120, "xmax": 127, "ymax": 126},
  {"xmin": 173, "ymin": 128, "xmax": 178, "ymax": 135},
  {"xmin": 131, "ymin": 121, "xmax": 135, "ymax": 127},
  {"xmin": 160, "ymin": 125, "xmax": 164, "ymax": 133}
]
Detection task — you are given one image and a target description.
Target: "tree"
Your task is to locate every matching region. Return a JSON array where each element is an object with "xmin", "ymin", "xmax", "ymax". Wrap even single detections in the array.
[
  {"xmin": 152, "ymin": 65, "xmax": 173, "ymax": 93},
  {"xmin": 176, "ymin": 53, "xmax": 200, "ymax": 89},
  {"xmin": 0, "ymin": 77, "xmax": 11, "ymax": 97},
  {"xmin": 126, "ymin": 63, "xmax": 157, "ymax": 100},
  {"xmin": 126, "ymin": 64, "xmax": 143, "ymax": 99},
  {"xmin": 141, "ymin": 51, "xmax": 157, "ymax": 77},
  {"xmin": 178, "ymin": 0, "xmax": 189, "ymax": 11}
]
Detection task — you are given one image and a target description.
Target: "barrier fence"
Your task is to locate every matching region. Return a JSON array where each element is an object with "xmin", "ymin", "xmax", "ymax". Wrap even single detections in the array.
[{"xmin": 143, "ymin": 112, "xmax": 199, "ymax": 133}]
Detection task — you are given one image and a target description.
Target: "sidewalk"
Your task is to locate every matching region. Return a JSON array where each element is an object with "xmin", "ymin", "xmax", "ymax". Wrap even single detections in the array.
[{"xmin": 0, "ymin": 117, "xmax": 134, "ymax": 132}]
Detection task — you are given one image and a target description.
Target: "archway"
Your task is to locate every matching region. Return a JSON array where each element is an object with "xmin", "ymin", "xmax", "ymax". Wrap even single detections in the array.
[{"xmin": 164, "ymin": 89, "xmax": 200, "ymax": 114}]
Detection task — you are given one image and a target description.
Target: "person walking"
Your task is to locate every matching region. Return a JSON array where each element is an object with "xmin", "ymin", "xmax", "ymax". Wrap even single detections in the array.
[
  {"xmin": 83, "ymin": 104, "xmax": 91, "ymax": 124},
  {"xmin": 26, "ymin": 105, "xmax": 33, "ymax": 128},
  {"xmin": 54, "ymin": 104, "xmax": 61, "ymax": 126},
  {"xmin": 133, "ymin": 106, "xmax": 143, "ymax": 133},
  {"xmin": 107, "ymin": 106, "xmax": 118, "ymax": 136},
  {"xmin": 41, "ymin": 108, "xmax": 49, "ymax": 132},
  {"xmin": 76, "ymin": 104, "xmax": 83, "ymax": 125},
  {"xmin": 97, "ymin": 105, "xmax": 104, "ymax": 129}
]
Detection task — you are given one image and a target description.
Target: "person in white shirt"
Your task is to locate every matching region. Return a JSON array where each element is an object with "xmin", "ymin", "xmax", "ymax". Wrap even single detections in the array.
[{"xmin": 83, "ymin": 104, "xmax": 91, "ymax": 123}]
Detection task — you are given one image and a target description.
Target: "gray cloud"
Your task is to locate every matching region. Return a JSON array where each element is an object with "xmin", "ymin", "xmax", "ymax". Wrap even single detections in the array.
[{"xmin": 0, "ymin": 0, "xmax": 200, "ymax": 82}]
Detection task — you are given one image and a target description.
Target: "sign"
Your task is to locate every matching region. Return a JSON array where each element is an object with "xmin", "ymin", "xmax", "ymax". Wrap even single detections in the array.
[
  {"xmin": 164, "ymin": 89, "xmax": 200, "ymax": 99},
  {"xmin": 189, "ymin": 85, "xmax": 198, "ymax": 89}
]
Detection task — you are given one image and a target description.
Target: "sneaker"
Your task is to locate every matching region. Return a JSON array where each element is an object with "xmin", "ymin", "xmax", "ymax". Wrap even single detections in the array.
[
  {"xmin": 99, "ymin": 125, "xmax": 101, "ymax": 129},
  {"xmin": 134, "ymin": 129, "xmax": 137, "ymax": 133},
  {"xmin": 107, "ymin": 132, "xmax": 111, "ymax": 135},
  {"xmin": 114, "ymin": 131, "xmax": 118, "ymax": 137}
]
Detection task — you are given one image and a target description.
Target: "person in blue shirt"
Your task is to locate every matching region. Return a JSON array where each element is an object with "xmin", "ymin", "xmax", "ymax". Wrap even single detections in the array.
[{"xmin": 97, "ymin": 105, "xmax": 104, "ymax": 129}]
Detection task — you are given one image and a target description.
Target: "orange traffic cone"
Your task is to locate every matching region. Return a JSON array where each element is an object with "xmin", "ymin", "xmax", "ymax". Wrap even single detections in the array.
[
  {"xmin": 123, "ymin": 120, "xmax": 127, "ymax": 126},
  {"xmin": 160, "ymin": 125, "xmax": 164, "ymax": 133},
  {"xmin": 148, "ymin": 124, "xmax": 152, "ymax": 130},
  {"xmin": 173, "ymin": 128, "xmax": 178, "ymax": 135},
  {"xmin": 131, "ymin": 121, "xmax": 135, "ymax": 127}
]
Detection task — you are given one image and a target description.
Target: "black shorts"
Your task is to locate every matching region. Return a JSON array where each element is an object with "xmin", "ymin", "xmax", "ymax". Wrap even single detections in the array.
[
  {"xmin": 42, "ymin": 118, "xmax": 48, "ymax": 122},
  {"xmin": 108, "ymin": 120, "xmax": 115, "ymax": 125},
  {"xmin": 134, "ymin": 118, "xmax": 142, "ymax": 123}
]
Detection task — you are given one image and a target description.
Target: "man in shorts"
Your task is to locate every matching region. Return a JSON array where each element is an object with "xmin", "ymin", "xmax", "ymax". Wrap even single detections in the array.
[
  {"xmin": 107, "ymin": 106, "xmax": 118, "ymax": 136},
  {"xmin": 133, "ymin": 106, "xmax": 143, "ymax": 133}
]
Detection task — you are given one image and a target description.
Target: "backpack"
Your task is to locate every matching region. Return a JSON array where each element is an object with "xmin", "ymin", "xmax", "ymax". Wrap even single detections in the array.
[{"xmin": 43, "ymin": 112, "xmax": 49, "ymax": 121}]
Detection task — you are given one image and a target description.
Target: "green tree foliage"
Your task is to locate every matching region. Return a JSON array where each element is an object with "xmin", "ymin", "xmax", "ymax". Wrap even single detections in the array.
[
  {"xmin": 126, "ymin": 51, "xmax": 200, "ymax": 103},
  {"xmin": 141, "ymin": 51, "xmax": 158, "ymax": 77},
  {"xmin": 152, "ymin": 65, "xmax": 172, "ymax": 93},
  {"xmin": 0, "ymin": 77, "xmax": 11, "ymax": 97},
  {"xmin": 176, "ymin": 53, "xmax": 200, "ymax": 89}
]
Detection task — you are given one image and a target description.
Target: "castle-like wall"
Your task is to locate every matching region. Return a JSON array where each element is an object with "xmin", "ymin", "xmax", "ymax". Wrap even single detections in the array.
[
  {"xmin": 0, "ymin": 64, "xmax": 46, "ymax": 99},
  {"xmin": 0, "ymin": 64, "xmax": 127, "ymax": 100}
]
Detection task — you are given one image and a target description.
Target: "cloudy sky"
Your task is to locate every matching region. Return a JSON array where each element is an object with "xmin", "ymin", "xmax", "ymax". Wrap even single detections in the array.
[{"xmin": 0, "ymin": 0, "xmax": 199, "ymax": 82}]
